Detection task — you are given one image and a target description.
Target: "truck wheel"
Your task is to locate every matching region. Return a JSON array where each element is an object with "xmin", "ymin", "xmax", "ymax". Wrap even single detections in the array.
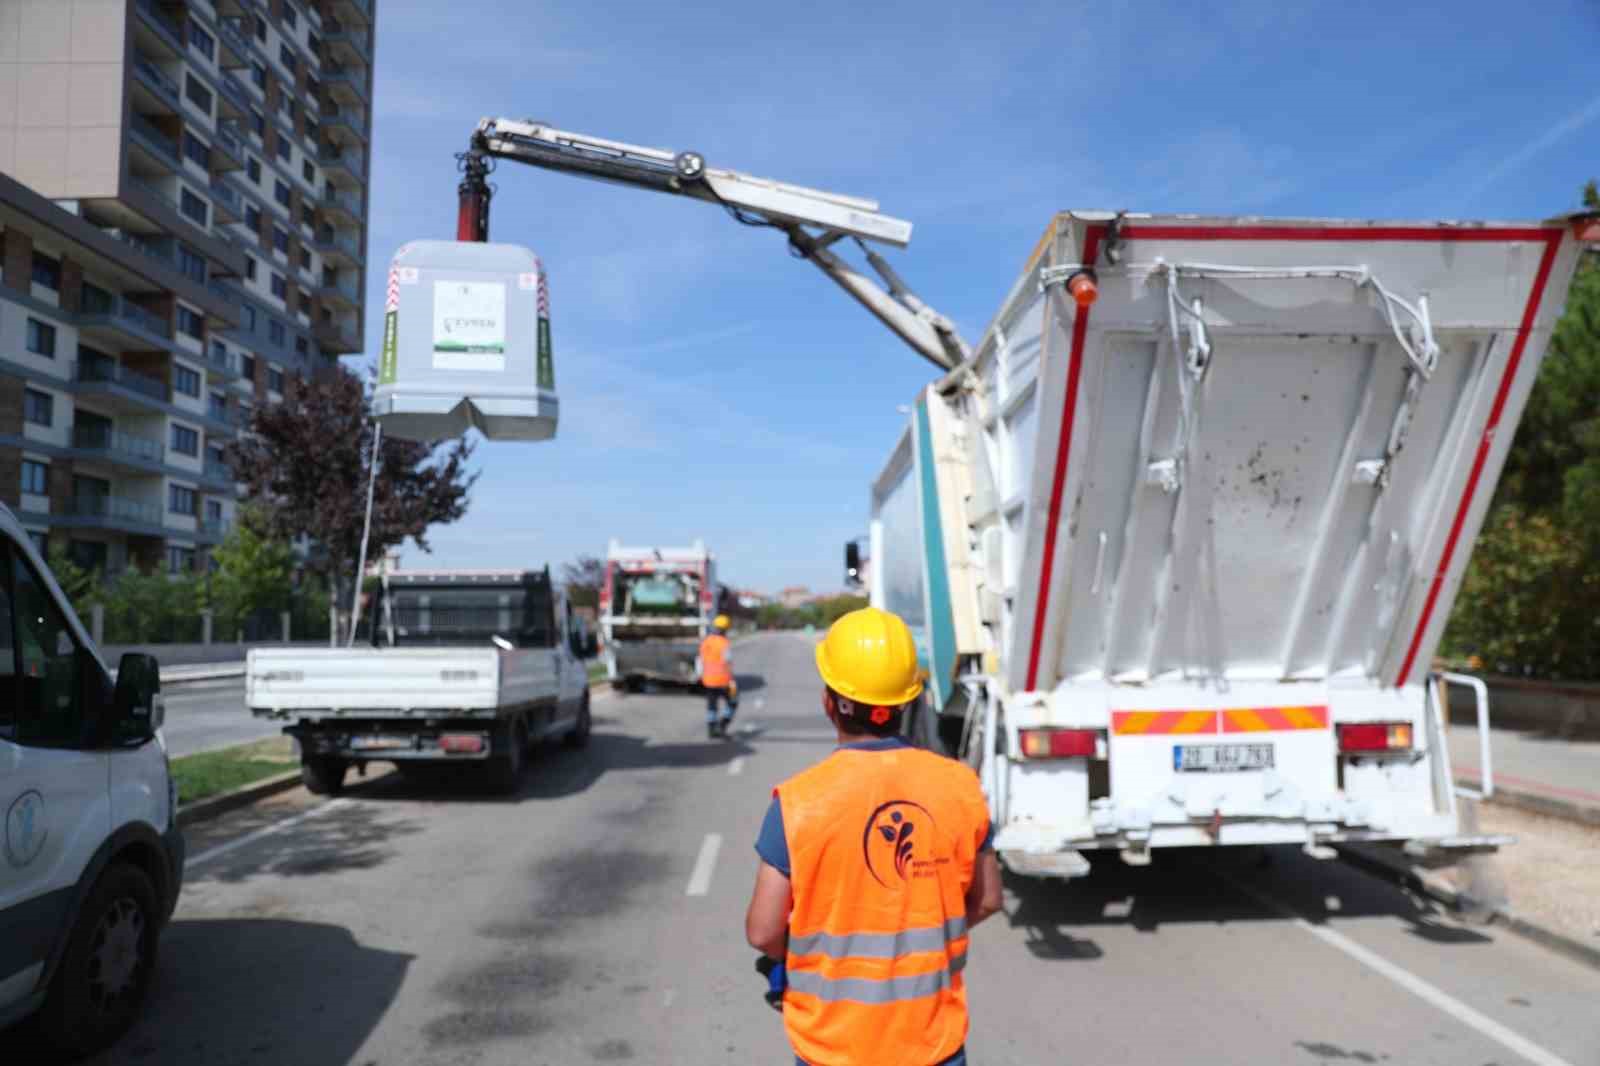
[
  {"xmin": 489, "ymin": 719, "xmax": 527, "ymax": 794},
  {"xmin": 36, "ymin": 862, "xmax": 160, "ymax": 1059},
  {"xmin": 301, "ymin": 756, "xmax": 348, "ymax": 796},
  {"xmin": 564, "ymin": 693, "xmax": 592, "ymax": 749}
]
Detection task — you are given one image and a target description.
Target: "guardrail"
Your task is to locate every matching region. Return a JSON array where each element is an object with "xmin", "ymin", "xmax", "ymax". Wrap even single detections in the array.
[
  {"xmin": 75, "ymin": 359, "xmax": 169, "ymax": 402},
  {"xmin": 72, "ymin": 424, "xmax": 165, "ymax": 464},
  {"xmin": 66, "ymin": 493, "xmax": 163, "ymax": 527},
  {"xmin": 132, "ymin": 55, "xmax": 181, "ymax": 103}
]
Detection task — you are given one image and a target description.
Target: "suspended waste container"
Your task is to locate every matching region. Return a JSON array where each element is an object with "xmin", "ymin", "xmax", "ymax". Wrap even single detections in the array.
[{"xmin": 372, "ymin": 240, "xmax": 558, "ymax": 441}]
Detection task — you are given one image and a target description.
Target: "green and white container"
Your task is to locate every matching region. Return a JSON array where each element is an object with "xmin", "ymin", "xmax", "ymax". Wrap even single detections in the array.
[{"xmin": 373, "ymin": 240, "xmax": 558, "ymax": 441}]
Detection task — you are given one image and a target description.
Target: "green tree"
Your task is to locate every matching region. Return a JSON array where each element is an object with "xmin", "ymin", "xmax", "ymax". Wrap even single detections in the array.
[
  {"xmin": 207, "ymin": 509, "xmax": 295, "ymax": 636},
  {"xmin": 46, "ymin": 546, "xmax": 99, "ymax": 619}
]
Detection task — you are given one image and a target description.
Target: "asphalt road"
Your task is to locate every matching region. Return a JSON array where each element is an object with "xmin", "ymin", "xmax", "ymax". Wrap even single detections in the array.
[
  {"xmin": 1450, "ymin": 725, "xmax": 1600, "ymax": 815},
  {"xmin": 24, "ymin": 633, "xmax": 1600, "ymax": 1065},
  {"xmin": 159, "ymin": 678, "xmax": 281, "ymax": 758}
]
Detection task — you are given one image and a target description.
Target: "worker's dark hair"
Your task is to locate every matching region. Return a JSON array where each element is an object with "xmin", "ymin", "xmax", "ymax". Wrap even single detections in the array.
[{"xmin": 827, "ymin": 687, "xmax": 909, "ymax": 739}]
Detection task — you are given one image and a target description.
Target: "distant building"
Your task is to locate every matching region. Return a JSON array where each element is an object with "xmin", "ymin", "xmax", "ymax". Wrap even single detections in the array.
[
  {"xmin": 736, "ymin": 588, "xmax": 769, "ymax": 609},
  {"xmin": 780, "ymin": 585, "xmax": 811, "ymax": 609}
]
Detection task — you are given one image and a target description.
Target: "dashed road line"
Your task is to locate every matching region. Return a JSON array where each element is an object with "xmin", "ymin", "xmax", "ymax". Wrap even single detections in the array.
[
  {"xmin": 185, "ymin": 798, "xmax": 351, "ymax": 871},
  {"xmin": 1220, "ymin": 873, "xmax": 1575, "ymax": 1066},
  {"xmin": 686, "ymin": 833, "xmax": 723, "ymax": 897},
  {"xmin": 728, "ymin": 756, "xmax": 746, "ymax": 776}
]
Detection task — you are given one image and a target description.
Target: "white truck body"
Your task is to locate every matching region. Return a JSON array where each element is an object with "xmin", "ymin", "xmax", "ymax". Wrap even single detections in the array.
[
  {"xmin": 599, "ymin": 539, "xmax": 717, "ymax": 685},
  {"xmin": 869, "ymin": 211, "xmax": 1594, "ymax": 877}
]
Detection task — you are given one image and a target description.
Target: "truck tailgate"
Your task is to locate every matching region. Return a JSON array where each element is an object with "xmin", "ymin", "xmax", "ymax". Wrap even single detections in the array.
[{"xmin": 247, "ymin": 647, "xmax": 502, "ymax": 713}]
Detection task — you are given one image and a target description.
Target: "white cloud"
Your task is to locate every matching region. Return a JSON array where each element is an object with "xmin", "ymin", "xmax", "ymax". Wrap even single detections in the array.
[{"xmin": 1453, "ymin": 92, "xmax": 1600, "ymax": 209}]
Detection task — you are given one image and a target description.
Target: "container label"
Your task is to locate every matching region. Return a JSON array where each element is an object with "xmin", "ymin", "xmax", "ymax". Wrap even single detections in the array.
[
  {"xmin": 432, "ymin": 280, "xmax": 506, "ymax": 371},
  {"xmin": 537, "ymin": 316, "xmax": 554, "ymax": 389},
  {"xmin": 379, "ymin": 310, "xmax": 398, "ymax": 384}
]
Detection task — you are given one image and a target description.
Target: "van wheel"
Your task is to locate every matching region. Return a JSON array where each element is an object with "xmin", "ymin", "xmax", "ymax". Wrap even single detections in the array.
[
  {"xmin": 564, "ymin": 693, "xmax": 592, "ymax": 749},
  {"xmin": 489, "ymin": 719, "xmax": 527, "ymax": 794},
  {"xmin": 37, "ymin": 862, "xmax": 159, "ymax": 1058},
  {"xmin": 301, "ymin": 756, "xmax": 347, "ymax": 796}
]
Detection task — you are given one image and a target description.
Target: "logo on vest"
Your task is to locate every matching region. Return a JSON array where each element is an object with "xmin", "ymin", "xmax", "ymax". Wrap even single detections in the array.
[{"xmin": 862, "ymin": 800, "xmax": 945, "ymax": 886}]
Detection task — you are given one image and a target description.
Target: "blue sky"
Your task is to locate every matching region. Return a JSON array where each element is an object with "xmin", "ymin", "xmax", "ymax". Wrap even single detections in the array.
[{"xmin": 365, "ymin": 0, "xmax": 1600, "ymax": 594}]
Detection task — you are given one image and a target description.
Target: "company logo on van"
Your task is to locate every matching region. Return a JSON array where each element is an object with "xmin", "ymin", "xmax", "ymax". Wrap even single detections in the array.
[{"xmin": 6, "ymin": 790, "xmax": 47, "ymax": 868}]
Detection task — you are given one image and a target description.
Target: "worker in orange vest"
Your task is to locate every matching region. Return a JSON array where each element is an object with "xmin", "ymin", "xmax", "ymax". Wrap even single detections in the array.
[
  {"xmin": 700, "ymin": 613, "xmax": 738, "ymax": 738},
  {"xmin": 745, "ymin": 607, "xmax": 1003, "ymax": 1065}
]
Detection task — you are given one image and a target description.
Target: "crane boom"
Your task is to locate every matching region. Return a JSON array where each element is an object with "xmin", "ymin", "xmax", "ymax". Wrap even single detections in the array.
[{"xmin": 459, "ymin": 118, "xmax": 969, "ymax": 371}]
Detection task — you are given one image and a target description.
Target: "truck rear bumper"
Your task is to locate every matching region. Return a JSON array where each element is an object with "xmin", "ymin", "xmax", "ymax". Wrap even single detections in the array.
[{"xmin": 287, "ymin": 723, "xmax": 494, "ymax": 762}]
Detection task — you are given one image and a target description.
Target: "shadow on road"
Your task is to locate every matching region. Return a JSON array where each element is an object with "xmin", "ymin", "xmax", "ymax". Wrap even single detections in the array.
[
  {"xmin": 11, "ymin": 919, "xmax": 411, "ymax": 1066},
  {"xmin": 1003, "ymin": 845, "xmax": 1492, "ymax": 963}
]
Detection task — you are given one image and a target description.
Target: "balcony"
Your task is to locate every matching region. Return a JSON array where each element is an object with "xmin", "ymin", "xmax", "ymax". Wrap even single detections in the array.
[
  {"xmin": 321, "ymin": 106, "xmax": 367, "ymax": 145},
  {"xmin": 332, "ymin": 0, "xmax": 372, "ymax": 26},
  {"xmin": 210, "ymin": 178, "xmax": 244, "ymax": 223},
  {"xmin": 131, "ymin": 55, "xmax": 181, "ymax": 113},
  {"xmin": 199, "ymin": 518, "xmax": 233, "ymax": 542},
  {"xmin": 78, "ymin": 287, "xmax": 174, "ymax": 350},
  {"xmin": 64, "ymin": 494, "xmax": 165, "ymax": 535},
  {"xmin": 212, "ymin": 120, "xmax": 245, "ymax": 171},
  {"xmin": 72, "ymin": 424, "xmax": 166, "ymax": 469},
  {"xmin": 204, "ymin": 455, "xmax": 234, "ymax": 484},
  {"xmin": 321, "ymin": 64, "xmax": 368, "ymax": 106},
  {"xmin": 318, "ymin": 272, "xmax": 360, "ymax": 310},
  {"xmin": 321, "ymin": 17, "xmax": 372, "ymax": 64},
  {"xmin": 204, "ymin": 342, "xmax": 240, "ymax": 381},
  {"xmin": 320, "ymin": 185, "xmax": 363, "ymax": 224},
  {"xmin": 217, "ymin": 74, "xmax": 252, "ymax": 120},
  {"xmin": 318, "ymin": 146, "xmax": 365, "ymax": 185},
  {"xmin": 216, "ymin": 16, "xmax": 251, "ymax": 68},
  {"xmin": 133, "ymin": 0, "xmax": 184, "ymax": 58},
  {"xmin": 128, "ymin": 112, "xmax": 180, "ymax": 171},
  {"xmin": 313, "ymin": 317, "xmax": 359, "ymax": 354},
  {"xmin": 75, "ymin": 358, "xmax": 170, "ymax": 409}
]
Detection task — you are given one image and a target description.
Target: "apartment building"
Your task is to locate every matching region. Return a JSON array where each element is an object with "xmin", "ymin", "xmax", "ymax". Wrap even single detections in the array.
[{"xmin": 0, "ymin": 0, "xmax": 375, "ymax": 575}]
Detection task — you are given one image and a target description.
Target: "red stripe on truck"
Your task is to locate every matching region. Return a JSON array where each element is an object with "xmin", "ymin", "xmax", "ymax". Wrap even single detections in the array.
[{"xmin": 1025, "ymin": 221, "xmax": 1566, "ymax": 693}]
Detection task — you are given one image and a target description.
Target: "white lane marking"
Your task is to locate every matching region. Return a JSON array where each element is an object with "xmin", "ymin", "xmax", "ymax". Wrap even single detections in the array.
[
  {"xmin": 185, "ymin": 798, "xmax": 351, "ymax": 871},
  {"xmin": 685, "ymin": 833, "xmax": 723, "ymax": 897},
  {"xmin": 728, "ymin": 756, "xmax": 745, "ymax": 776},
  {"xmin": 1222, "ymin": 874, "xmax": 1575, "ymax": 1066}
]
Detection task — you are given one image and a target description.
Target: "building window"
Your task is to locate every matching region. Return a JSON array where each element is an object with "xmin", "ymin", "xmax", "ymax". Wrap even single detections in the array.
[
  {"xmin": 23, "ymin": 389, "xmax": 53, "ymax": 427},
  {"xmin": 25, "ymin": 319, "xmax": 56, "ymax": 358},
  {"xmin": 20, "ymin": 460, "xmax": 48, "ymax": 496},
  {"xmin": 251, "ymin": 60, "xmax": 267, "ymax": 89},
  {"xmin": 283, "ymin": 3, "xmax": 299, "ymax": 29},
  {"xmin": 183, "ymin": 130, "xmax": 210, "ymax": 169},
  {"xmin": 171, "ymin": 424, "xmax": 199, "ymax": 456},
  {"xmin": 244, "ymin": 255, "xmax": 258, "ymax": 281},
  {"xmin": 275, "ymin": 134, "xmax": 291, "ymax": 163},
  {"xmin": 240, "ymin": 353, "xmax": 257, "ymax": 380},
  {"xmin": 270, "ymin": 273, "xmax": 287, "ymax": 299},
  {"xmin": 277, "ymin": 93, "xmax": 293, "ymax": 119},
  {"xmin": 167, "ymin": 546, "xmax": 196, "ymax": 575},
  {"xmin": 205, "ymin": 498, "xmax": 224, "ymax": 523},
  {"xmin": 241, "ymin": 306, "xmax": 257, "ymax": 333},
  {"xmin": 178, "ymin": 245, "xmax": 206, "ymax": 283},
  {"xmin": 298, "ymin": 247, "xmax": 311, "ymax": 271},
  {"xmin": 294, "ymin": 335, "xmax": 309, "ymax": 356},
  {"xmin": 174, "ymin": 362, "xmax": 202, "ymax": 396},
  {"xmin": 268, "ymin": 320, "xmax": 286, "ymax": 346},
  {"xmin": 176, "ymin": 306, "xmax": 205, "ymax": 341},
  {"xmin": 305, "ymin": 117, "xmax": 319, "ymax": 143},
  {"xmin": 30, "ymin": 253, "xmax": 60, "ymax": 290},
  {"xmin": 301, "ymin": 159, "xmax": 317, "ymax": 184},
  {"xmin": 180, "ymin": 187, "xmax": 209, "ymax": 226},
  {"xmin": 250, "ymin": 108, "xmax": 265, "ymax": 137},
  {"xmin": 268, "ymin": 366, "xmax": 285, "ymax": 393},
  {"xmin": 253, "ymin": 14, "xmax": 267, "ymax": 41},
  {"xmin": 188, "ymin": 18, "xmax": 215, "ymax": 61},
  {"xmin": 279, "ymin": 44, "xmax": 297, "ymax": 76},
  {"xmin": 212, "ymin": 339, "xmax": 228, "ymax": 364},
  {"xmin": 246, "ymin": 155, "xmax": 262, "ymax": 183},
  {"xmin": 273, "ymin": 227, "xmax": 289, "ymax": 255},
  {"xmin": 245, "ymin": 204, "xmax": 261, "ymax": 233},
  {"xmin": 169, "ymin": 484, "xmax": 197, "ymax": 516},
  {"xmin": 184, "ymin": 73, "xmax": 213, "ymax": 115},
  {"xmin": 26, "ymin": 530, "xmax": 47, "ymax": 556},
  {"xmin": 274, "ymin": 179, "xmax": 291, "ymax": 208}
]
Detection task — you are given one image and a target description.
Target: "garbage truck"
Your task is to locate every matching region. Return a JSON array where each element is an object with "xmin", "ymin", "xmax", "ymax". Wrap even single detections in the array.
[
  {"xmin": 859, "ymin": 210, "xmax": 1596, "ymax": 878},
  {"xmin": 598, "ymin": 540, "xmax": 718, "ymax": 689}
]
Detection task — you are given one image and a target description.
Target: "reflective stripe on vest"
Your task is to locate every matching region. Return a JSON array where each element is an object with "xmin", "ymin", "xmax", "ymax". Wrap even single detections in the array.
[
  {"xmin": 787, "ymin": 948, "xmax": 969, "ymax": 1004},
  {"xmin": 788, "ymin": 916, "xmax": 968, "ymax": 960}
]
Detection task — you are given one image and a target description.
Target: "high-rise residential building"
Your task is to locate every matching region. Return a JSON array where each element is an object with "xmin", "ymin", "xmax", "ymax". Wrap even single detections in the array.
[{"xmin": 0, "ymin": 0, "xmax": 374, "ymax": 575}]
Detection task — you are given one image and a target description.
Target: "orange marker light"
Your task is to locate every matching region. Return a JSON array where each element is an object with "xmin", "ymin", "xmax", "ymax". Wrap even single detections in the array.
[{"xmin": 1067, "ymin": 271, "xmax": 1099, "ymax": 309}]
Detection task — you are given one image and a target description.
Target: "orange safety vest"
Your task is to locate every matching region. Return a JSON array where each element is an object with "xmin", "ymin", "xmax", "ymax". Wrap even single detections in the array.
[
  {"xmin": 776, "ymin": 745, "xmax": 989, "ymax": 1066},
  {"xmin": 700, "ymin": 633, "xmax": 732, "ymax": 688}
]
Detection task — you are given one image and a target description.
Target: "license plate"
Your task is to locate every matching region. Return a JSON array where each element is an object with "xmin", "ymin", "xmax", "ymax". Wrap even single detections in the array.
[
  {"xmin": 350, "ymin": 735, "xmax": 412, "ymax": 752},
  {"xmin": 1174, "ymin": 743, "xmax": 1274, "ymax": 773}
]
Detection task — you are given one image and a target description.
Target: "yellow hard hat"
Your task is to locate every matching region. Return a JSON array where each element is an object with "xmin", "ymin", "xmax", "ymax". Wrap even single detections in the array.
[
  {"xmin": 713, "ymin": 614, "xmax": 731, "ymax": 630},
  {"xmin": 815, "ymin": 607, "xmax": 923, "ymax": 707}
]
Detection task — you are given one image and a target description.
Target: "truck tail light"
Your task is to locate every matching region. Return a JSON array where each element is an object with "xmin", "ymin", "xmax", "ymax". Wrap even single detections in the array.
[
  {"xmin": 1019, "ymin": 728, "xmax": 1100, "ymax": 759},
  {"xmin": 1337, "ymin": 722, "xmax": 1413, "ymax": 753},
  {"xmin": 440, "ymin": 734, "xmax": 485, "ymax": 754}
]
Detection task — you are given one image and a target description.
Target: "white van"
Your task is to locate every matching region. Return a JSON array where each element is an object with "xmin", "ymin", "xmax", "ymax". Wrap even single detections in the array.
[{"xmin": 0, "ymin": 504, "xmax": 182, "ymax": 1057}]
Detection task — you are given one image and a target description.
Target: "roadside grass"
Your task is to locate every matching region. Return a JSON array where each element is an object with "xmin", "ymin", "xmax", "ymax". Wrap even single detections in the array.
[
  {"xmin": 171, "ymin": 736, "xmax": 298, "ymax": 806},
  {"xmin": 587, "ymin": 661, "xmax": 609, "ymax": 682}
]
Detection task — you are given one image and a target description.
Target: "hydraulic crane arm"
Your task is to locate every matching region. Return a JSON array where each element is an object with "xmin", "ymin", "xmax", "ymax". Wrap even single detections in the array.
[{"xmin": 458, "ymin": 118, "xmax": 970, "ymax": 371}]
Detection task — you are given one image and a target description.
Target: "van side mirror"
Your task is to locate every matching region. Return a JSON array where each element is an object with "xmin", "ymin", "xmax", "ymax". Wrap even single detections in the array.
[
  {"xmin": 845, "ymin": 541, "xmax": 862, "ymax": 587},
  {"xmin": 112, "ymin": 653, "xmax": 161, "ymax": 744}
]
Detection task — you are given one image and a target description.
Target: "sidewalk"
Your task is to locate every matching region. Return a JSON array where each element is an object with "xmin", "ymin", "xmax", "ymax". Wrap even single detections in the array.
[{"xmin": 1449, "ymin": 725, "xmax": 1600, "ymax": 823}]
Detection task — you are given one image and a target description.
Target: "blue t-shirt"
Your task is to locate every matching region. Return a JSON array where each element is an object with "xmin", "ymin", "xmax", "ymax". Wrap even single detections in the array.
[{"xmin": 754, "ymin": 737, "xmax": 993, "ymax": 877}]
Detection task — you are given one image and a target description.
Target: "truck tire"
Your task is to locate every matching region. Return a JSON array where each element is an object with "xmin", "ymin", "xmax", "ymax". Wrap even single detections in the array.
[
  {"xmin": 301, "ymin": 756, "xmax": 348, "ymax": 796},
  {"xmin": 488, "ymin": 718, "xmax": 527, "ymax": 794},
  {"xmin": 35, "ymin": 862, "xmax": 160, "ymax": 1059},
  {"xmin": 564, "ymin": 692, "xmax": 592, "ymax": 749}
]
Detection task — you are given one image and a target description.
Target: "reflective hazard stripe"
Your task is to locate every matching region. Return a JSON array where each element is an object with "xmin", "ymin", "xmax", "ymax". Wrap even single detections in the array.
[
  {"xmin": 787, "ymin": 950, "xmax": 968, "ymax": 1004},
  {"xmin": 788, "ymin": 917, "xmax": 968, "ymax": 960}
]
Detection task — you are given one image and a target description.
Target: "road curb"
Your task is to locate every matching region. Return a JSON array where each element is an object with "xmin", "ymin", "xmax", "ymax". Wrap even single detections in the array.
[
  {"xmin": 1336, "ymin": 842, "xmax": 1600, "ymax": 973},
  {"xmin": 1457, "ymin": 781, "xmax": 1600, "ymax": 828},
  {"xmin": 176, "ymin": 770, "xmax": 302, "ymax": 828}
]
